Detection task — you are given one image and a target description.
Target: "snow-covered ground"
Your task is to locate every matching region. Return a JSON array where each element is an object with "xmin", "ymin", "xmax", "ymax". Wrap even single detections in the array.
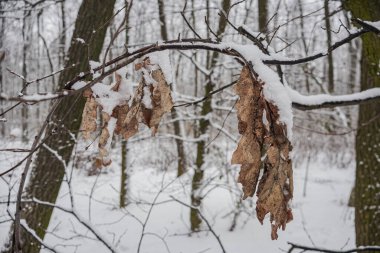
[{"xmin": 0, "ymin": 136, "xmax": 355, "ymax": 253}]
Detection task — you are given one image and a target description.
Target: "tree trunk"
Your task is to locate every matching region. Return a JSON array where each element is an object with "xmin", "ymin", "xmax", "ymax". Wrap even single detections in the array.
[
  {"xmin": 157, "ymin": 0, "xmax": 187, "ymax": 177},
  {"xmin": 298, "ymin": 0, "xmax": 311, "ymax": 93},
  {"xmin": 190, "ymin": 0, "xmax": 230, "ymax": 232},
  {"xmin": 345, "ymin": 0, "xmax": 380, "ymax": 249},
  {"xmin": 258, "ymin": 0, "xmax": 267, "ymax": 34},
  {"xmin": 59, "ymin": 0, "xmax": 66, "ymax": 68},
  {"xmin": 0, "ymin": 4, "xmax": 5, "ymax": 136},
  {"xmin": 4, "ymin": 1, "xmax": 116, "ymax": 252},
  {"xmin": 120, "ymin": 140, "xmax": 128, "ymax": 208},
  {"xmin": 21, "ymin": 2, "xmax": 30, "ymax": 142},
  {"xmin": 324, "ymin": 0, "xmax": 334, "ymax": 93},
  {"xmin": 120, "ymin": 0, "xmax": 131, "ymax": 208}
]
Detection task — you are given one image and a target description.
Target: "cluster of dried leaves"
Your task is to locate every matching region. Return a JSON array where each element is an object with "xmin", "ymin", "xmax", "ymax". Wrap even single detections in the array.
[
  {"xmin": 80, "ymin": 60, "xmax": 293, "ymax": 239},
  {"xmin": 81, "ymin": 57, "xmax": 173, "ymax": 167},
  {"xmin": 231, "ymin": 66, "xmax": 293, "ymax": 240}
]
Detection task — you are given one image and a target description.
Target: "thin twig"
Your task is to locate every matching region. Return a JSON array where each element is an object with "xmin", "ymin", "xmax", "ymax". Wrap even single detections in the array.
[
  {"xmin": 170, "ymin": 196, "xmax": 227, "ymax": 253},
  {"xmin": 181, "ymin": 2, "xmax": 202, "ymax": 39}
]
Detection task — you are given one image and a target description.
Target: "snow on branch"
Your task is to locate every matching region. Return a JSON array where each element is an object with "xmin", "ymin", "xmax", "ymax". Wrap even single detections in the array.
[
  {"xmin": 353, "ymin": 18, "xmax": 380, "ymax": 34},
  {"xmin": 288, "ymin": 87, "xmax": 380, "ymax": 110},
  {"xmin": 1, "ymin": 27, "xmax": 378, "ymax": 114},
  {"xmin": 287, "ymin": 242, "xmax": 380, "ymax": 253}
]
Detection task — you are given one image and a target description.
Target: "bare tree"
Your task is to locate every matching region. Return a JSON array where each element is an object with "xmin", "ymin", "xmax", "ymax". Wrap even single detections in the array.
[
  {"xmin": 324, "ymin": 0, "xmax": 335, "ymax": 93},
  {"xmin": 157, "ymin": 0, "xmax": 187, "ymax": 177},
  {"xmin": 3, "ymin": 0, "xmax": 117, "ymax": 251},
  {"xmin": 345, "ymin": 0, "xmax": 380, "ymax": 248},
  {"xmin": 190, "ymin": 0, "xmax": 231, "ymax": 232}
]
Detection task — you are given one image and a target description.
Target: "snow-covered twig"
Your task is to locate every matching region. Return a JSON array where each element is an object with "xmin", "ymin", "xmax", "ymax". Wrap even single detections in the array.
[
  {"xmin": 0, "ymin": 148, "xmax": 31, "ymax": 152},
  {"xmin": 352, "ymin": 18, "xmax": 380, "ymax": 34},
  {"xmin": 174, "ymin": 80, "xmax": 237, "ymax": 107},
  {"xmin": 289, "ymin": 87, "xmax": 380, "ymax": 110},
  {"xmin": 287, "ymin": 242, "xmax": 380, "ymax": 253}
]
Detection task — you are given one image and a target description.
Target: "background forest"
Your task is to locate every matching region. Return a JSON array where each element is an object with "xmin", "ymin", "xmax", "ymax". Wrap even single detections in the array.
[{"xmin": 0, "ymin": 0, "xmax": 379, "ymax": 252}]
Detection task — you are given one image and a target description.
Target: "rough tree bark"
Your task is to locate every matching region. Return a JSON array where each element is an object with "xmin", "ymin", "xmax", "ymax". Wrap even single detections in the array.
[
  {"xmin": 157, "ymin": 0, "xmax": 187, "ymax": 177},
  {"xmin": 345, "ymin": 0, "xmax": 380, "ymax": 249},
  {"xmin": 3, "ymin": 1, "xmax": 116, "ymax": 252},
  {"xmin": 190, "ymin": 0, "xmax": 231, "ymax": 232}
]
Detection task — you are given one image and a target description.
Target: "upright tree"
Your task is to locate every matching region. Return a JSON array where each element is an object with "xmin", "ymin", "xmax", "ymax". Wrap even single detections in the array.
[
  {"xmin": 258, "ymin": 0, "xmax": 268, "ymax": 34},
  {"xmin": 324, "ymin": 0, "xmax": 335, "ymax": 93},
  {"xmin": 21, "ymin": 1, "xmax": 31, "ymax": 142},
  {"xmin": 120, "ymin": 0, "xmax": 132, "ymax": 208},
  {"xmin": 345, "ymin": 0, "xmax": 380, "ymax": 249},
  {"xmin": 157, "ymin": 0, "xmax": 187, "ymax": 177},
  {"xmin": 58, "ymin": 0, "xmax": 66, "ymax": 68},
  {"xmin": 4, "ymin": 0, "xmax": 116, "ymax": 252},
  {"xmin": 190, "ymin": 0, "xmax": 231, "ymax": 232},
  {"xmin": 0, "ymin": 2, "xmax": 5, "ymax": 136}
]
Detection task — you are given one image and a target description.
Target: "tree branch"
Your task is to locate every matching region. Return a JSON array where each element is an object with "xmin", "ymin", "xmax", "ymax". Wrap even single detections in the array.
[
  {"xmin": 289, "ymin": 87, "xmax": 380, "ymax": 110},
  {"xmin": 287, "ymin": 242, "xmax": 380, "ymax": 253}
]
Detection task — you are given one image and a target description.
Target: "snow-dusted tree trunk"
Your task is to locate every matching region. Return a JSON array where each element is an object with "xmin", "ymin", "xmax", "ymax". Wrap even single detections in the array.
[
  {"xmin": 21, "ymin": 2, "xmax": 30, "ymax": 142},
  {"xmin": 324, "ymin": 0, "xmax": 334, "ymax": 93},
  {"xmin": 157, "ymin": 0, "xmax": 187, "ymax": 177},
  {"xmin": 258, "ymin": 0, "xmax": 268, "ymax": 34},
  {"xmin": 3, "ymin": 0, "xmax": 116, "ymax": 252},
  {"xmin": 190, "ymin": 0, "xmax": 231, "ymax": 232},
  {"xmin": 120, "ymin": 0, "xmax": 131, "ymax": 208},
  {"xmin": 58, "ymin": 0, "xmax": 66, "ymax": 68},
  {"xmin": 346, "ymin": 0, "xmax": 380, "ymax": 248},
  {"xmin": 0, "ymin": 3, "xmax": 4, "ymax": 136}
]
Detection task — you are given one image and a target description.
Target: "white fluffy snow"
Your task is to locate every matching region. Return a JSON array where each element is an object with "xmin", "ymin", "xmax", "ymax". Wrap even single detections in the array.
[
  {"xmin": 0, "ymin": 138, "xmax": 356, "ymax": 253},
  {"xmin": 10, "ymin": 128, "xmax": 22, "ymax": 138},
  {"xmin": 91, "ymin": 73, "xmax": 131, "ymax": 115},
  {"xmin": 362, "ymin": 20, "xmax": 380, "ymax": 31},
  {"xmin": 148, "ymin": 51, "xmax": 173, "ymax": 84},
  {"xmin": 71, "ymin": 81, "xmax": 87, "ymax": 90},
  {"xmin": 287, "ymin": 86, "xmax": 380, "ymax": 106}
]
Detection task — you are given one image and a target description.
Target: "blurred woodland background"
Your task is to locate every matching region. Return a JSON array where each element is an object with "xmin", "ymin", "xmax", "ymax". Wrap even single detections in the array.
[{"xmin": 0, "ymin": 0, "xmax": 379, "ymax": 252}]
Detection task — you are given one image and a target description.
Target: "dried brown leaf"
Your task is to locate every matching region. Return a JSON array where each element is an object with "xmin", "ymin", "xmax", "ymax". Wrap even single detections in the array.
[
  {"xmin": 149, "ymin": 67, "xmax": 173, "ymax": 134},
  {"xmin": 111, "ymin": 72, "xmax": 122, "ymax": 92},
  {"xmin": 81, "ymin": 92, "xmax": 98, "ymax": 140},
  {"xmin": 122, "ymin": 57, "xmax": 173, "ymax": 137},
  {"xmin": 232, "ymin": 66, "xmax": 294, "ymax": 240},
  {"xmin": 97, "ymin": 112, "xmax": 112, "ymax": 166},
  {"xmin": 122, "ymin": 82, "xmax": 144, "ymax": 140},
  {"xmin": 231, "ymin": 66, "xmax": 264, "ymax": 199}
]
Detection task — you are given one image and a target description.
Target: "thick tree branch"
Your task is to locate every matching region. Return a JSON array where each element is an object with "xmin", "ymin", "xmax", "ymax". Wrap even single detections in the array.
[{"xmin": 290, "ymin": 87, "xmax": 380, "ymax": 110}]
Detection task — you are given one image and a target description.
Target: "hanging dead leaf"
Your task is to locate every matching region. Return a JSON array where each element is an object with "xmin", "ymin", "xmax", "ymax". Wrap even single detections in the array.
[
  {"xmin": 81, "ymin": 90, "xmax": 98, "ymax": 140},
  {"xmin": 97, "ymin": 112, "xmax": 112, "ymax": 166},
  {"xmin": 231, "ymin": 66, "xmax": 265, "ymax": 199},
  {"xmin": 122, "ymin": 81, "xmax": 144, "ymax": 140},
  {"xmin": 111, "ymin": 72, "xmax": 122, "ymax": 92},
  {"xmin": 232, "ymin": 66, "xmax": 293, "ymax": 240},
  {"xmin": 149, "ymin": 66, "xmax": 173, "ymax": 134},
  {"xmin": 122, "ymin": 57, "xmax": 173, "ymax": 137}
]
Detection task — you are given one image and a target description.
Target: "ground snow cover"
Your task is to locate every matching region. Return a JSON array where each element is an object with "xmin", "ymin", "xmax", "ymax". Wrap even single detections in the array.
[{"xmin": 0, "ymin": 138, "xmax": 355, "ymax": 253}]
